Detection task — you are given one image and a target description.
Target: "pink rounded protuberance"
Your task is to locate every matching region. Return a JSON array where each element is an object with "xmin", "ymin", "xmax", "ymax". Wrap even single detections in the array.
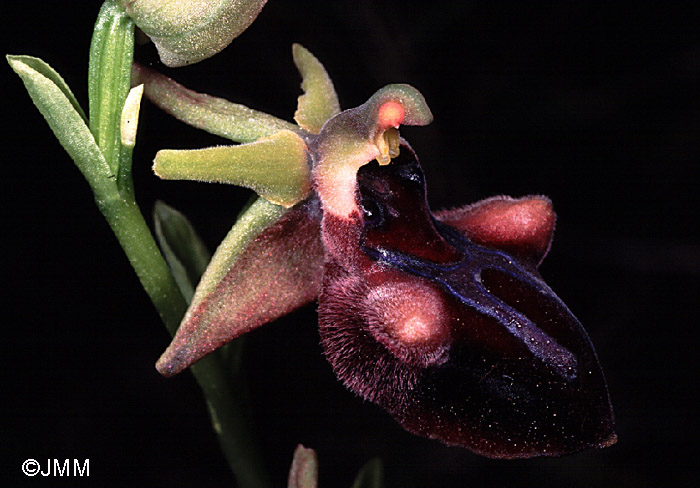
[
  {"xmin": 364, "ymin": 278, "xmax": 451, "ymax": 366},
  {"xmin": 378, "ymin": 101, "xmax": 405, "ymax": 130},
  {"xmin": 436, "ymin": 196, "xmax": 556, "ymax": 266}
]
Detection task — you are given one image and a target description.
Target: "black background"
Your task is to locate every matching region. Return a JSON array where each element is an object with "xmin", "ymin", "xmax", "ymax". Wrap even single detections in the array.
[{"xmin": 3, "ymin": 1, "xmax": 699, "ymax": 487}]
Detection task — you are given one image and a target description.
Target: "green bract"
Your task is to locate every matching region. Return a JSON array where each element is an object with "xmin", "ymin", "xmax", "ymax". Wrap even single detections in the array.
[
  {"xmin": 154, "ymin": 201, "xmax": 212, "ymax": 303},
  {"xmin": 7, "ymin": 55, "xmax": 114, "ymax": 195}
]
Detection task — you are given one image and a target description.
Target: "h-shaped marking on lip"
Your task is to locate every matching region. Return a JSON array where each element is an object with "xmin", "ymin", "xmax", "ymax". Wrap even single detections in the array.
[{"xmin": 362, "ymin": 224, "xmax": 579, "ymax": 381}]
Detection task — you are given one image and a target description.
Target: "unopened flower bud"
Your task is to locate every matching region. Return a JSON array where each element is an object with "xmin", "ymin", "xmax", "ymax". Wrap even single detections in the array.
[{"xmin": 120, "ymin": 0, "xmax": 267, "ymax": 67}]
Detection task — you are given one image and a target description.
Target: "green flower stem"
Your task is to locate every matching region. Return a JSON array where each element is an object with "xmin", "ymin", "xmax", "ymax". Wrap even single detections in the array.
[
  {"xmin": 12, "ymin": 3, "xmax": 270, "ymax": 485},
  {"xmin": 86, "ymin": 1, "xmax": 184, "ymax": 340},
  {"xmin": 196, "ymin": 355, "xmax": 268, "ymax": 488},
  {"xmin": 118, "ymin": 143, "xmax": 136, "ymax": 202},
  {"xmin": 102, "ymin": 193, "xmax": 268, "ymax": 487},
  {"xmin": 96, "ymin": 181, "xmax": 270, "ymax": 488},
  {"xmin": 97, "ymin": 195, "xmax": 188, "ymax": 330},
  {"xmin": 16, "ymin": 2, "xmax": 270, "ymax": 486}
]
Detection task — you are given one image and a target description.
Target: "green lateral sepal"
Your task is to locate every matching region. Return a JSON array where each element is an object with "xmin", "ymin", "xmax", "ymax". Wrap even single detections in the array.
[{"xmin": 156, "ymin": 198, "xmax": 323, "ymax": 376}]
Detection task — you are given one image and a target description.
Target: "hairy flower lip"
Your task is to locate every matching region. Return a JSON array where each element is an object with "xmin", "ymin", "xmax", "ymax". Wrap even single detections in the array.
[{"xmin": 319, "ymin": 139, "xmax": 616, "ymax": 458}]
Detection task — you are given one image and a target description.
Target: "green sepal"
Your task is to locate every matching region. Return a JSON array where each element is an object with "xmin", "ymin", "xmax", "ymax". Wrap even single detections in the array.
[
  {"xmin": 7, "ymin": 55, "xmax": 116, "ymax": 199},
  {"xmin": 287, "ymin": 445, "xmax": 318, "ymax": 488},
  {"xmin": 351, "ymin": 458, "xmax": 384, "ymax": 488},
  {"xmin": 154, "ymin": 129, "xmax": 311, "ymax": 207},
  {"xmin": 153, "ymin": 201, "xmax": 211, "ymax": 303},
  {"xmin": 133, "ymin": 62, "xmax": 299, "ymax": 144},
  {"xmin": 88, "ymin": 0, "xmax": 135, "ymax": 175},
  {"xmin": 293, "ymin": 43, "xmax": 340, "ymax": 134},
  {"xmin": 190, "ymin": 198, "xmax": 284, "ymax": 303},
  {"xmin": 156, "ymin": 198, "xmax": 323, "ymax": 376},
  {"xmin": 156, "ymin": 197, "xmax": 285, "ymax": 376}
]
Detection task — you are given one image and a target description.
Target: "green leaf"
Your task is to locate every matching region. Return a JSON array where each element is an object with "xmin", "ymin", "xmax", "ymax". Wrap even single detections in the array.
[
  {"xmin": 287, "ymin": 445, "xmax": 318, "ymax": 488},
  {"xmin": 7, "ymin": 55, "xmax": 87, "ymax": 122},
  {"xmin": 7, "ymin": 55, "xmax": 116, "ymax": 198},
  {"xmin": 153, "ymin": 201, "xmax": 211, "ymax": 303},
  {"xmin": 120, "ymin": 0, "xmax": 268, "ymax": 67},
  {"xmin": 293, "ymin": 43, "xmax": 340, "ymax": 134},
  {"xmin": 351, "ymin": 458, "xmax": 384, "ymax": 488},
  {"xmin": 89, "ymin": 0, "xmax": 135, "ymax": 175},
  {"xmin": 154, "ymin": 129, "xmax": 311, "ymax": 208},
  {"xmin": 132, "ymin": 62, "xmax": 300, "ymax": 144}
]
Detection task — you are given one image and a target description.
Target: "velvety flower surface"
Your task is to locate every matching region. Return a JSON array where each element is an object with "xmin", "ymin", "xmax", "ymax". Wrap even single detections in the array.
[
  {"xmin": 120, "ymin": 0, "xmax": 268, "ymax": 67},
  {"xmin": 318, "ymin": 146, "xmax": 616, "ymax": 457},
  {"xmin": 138, "ymin": 45, "xmax": 615, "ymax": 457}
]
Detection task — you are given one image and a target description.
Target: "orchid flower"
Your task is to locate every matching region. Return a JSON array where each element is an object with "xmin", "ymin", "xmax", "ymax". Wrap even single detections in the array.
[{"xmin": 135, "ymin": 44, "xmax": 616, "ymax": 458}]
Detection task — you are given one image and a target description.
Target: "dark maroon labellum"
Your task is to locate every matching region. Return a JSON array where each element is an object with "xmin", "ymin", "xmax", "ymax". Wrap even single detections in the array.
[{"xmin": 318, "ymin": 145, "xmax": 616, "ymax": 458}]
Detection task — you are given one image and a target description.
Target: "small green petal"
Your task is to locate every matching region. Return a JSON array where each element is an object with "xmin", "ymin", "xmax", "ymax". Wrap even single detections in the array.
[
  {"xmin": 120, "ymin": 0, "xmax": 268, "ymax": 67},
  {"xmin": 133, "ymin": 63, "xmax": 299, "ymax": 143},
  {"xmin": 287, "ymin": 445, "xmax": 318, "ymax": 488},
  {"xmin": 293, "ymin": 43, "xmax": 340, "ymax": 134},
  {"xmin": 154, "ymin": 129, "xmax": 311, "ymax": 207}
]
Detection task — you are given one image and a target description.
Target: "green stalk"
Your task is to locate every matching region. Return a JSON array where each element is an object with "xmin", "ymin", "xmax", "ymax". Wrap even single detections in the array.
[
  {"xmin": 79, "ymin": 2, "xmax": 272, "ymax": 486},
  {"xmin": 11, "ymin": 3, "xmax": 271, "ymax": 485},
  {"xmin": 97, "ymin": 195, "xmax": 188, "ymax": 329},
  {"xmin": 97, "ymin": 193, "xmax": 269, "ymax": 488}
]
